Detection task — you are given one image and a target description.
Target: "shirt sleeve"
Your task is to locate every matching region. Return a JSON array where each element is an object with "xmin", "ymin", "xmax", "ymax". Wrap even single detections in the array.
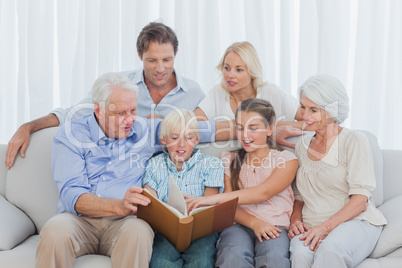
[
  {"xmin": 202, "ymin": 156, "xmax": 225, "ymax": 193},
  {"xmin": 142, "ymin": 158, "xmax": 159, "ymax": 191},
  {"xmin": 52, "ymin": 92, "xmax": 93, "ymax": 125},
  {"xmin": 220, "ymin": 152, "xmax": 233, "ymax": 177},
  {"xmin": 345, "ymin": 131, "xmax": 376, "ymax": 198},
  {"xmin": 260, "ymin": 84, "xmax": 299, "ymax": 121},
  {"xmin": 52, "ymin": 130, "xmax": 91, "ymax": 216},
  {"xmin": 197, "ymin": 85, "xmax": 219, "ymax": 120}
]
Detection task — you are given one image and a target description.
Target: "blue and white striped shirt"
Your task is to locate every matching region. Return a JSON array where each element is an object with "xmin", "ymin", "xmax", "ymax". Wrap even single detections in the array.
[{"xmin": 142, "ymin": 149, "xmax": 224, "ymax": 203}]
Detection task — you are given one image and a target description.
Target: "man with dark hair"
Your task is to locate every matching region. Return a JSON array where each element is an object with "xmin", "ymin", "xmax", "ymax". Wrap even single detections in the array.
[{"xmin": 6, "ymin": 22, "xmax": 205, "ymax": 169}]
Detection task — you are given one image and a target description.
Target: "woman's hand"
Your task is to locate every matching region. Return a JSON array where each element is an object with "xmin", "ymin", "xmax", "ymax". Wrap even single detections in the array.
[
  {"xmin": 250, "ymin": 218, "xmax": 282, "ymax": 243},
  {"xmin": 288, "ymin": 219, "xmax": 310, "ymax": 239},
  {"xmin": 299, "ymin": 224, "xmax": 329, "ymax": 252}
]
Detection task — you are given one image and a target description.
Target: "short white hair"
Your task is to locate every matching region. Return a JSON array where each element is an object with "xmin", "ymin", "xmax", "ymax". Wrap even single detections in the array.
[
  {"xmin": 160, "ymin": 109, "xmax": 200, "ymax": 140},
  {"xmin": 298, "ymin": 75, "xmax": 350, "ymax": 124},
  {"xmin": 91, "ymin": 72, "xmax": 138, "ymax": 104}
]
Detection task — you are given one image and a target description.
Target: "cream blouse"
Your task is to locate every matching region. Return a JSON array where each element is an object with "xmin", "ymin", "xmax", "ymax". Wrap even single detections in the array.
[{"xmin": 294, "ymin": 128, "xmax": 387, "ymax": 227}]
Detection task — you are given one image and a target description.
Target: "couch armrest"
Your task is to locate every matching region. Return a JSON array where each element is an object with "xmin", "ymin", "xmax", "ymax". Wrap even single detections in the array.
[
  {"xmin": 382, "ymin": 149, "xmax": 402, "ymax": 202},
  {"xmin": 0, "ymin": 194, "xmax": 36, "ymax": 250},
  {"xmin": 0, "ymin": 144, "xmax": 7, "ymax": 196}
]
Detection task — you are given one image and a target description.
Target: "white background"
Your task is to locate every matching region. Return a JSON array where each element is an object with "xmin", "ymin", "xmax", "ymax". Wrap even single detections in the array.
[{"xmin": 1, "ymin": 0, "xmax": 401, "ymax": 150}]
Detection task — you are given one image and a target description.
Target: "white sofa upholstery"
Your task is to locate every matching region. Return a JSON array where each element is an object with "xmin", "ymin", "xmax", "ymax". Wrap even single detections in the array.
[{"xmin": 1, "ymin": 127, "xmax": 402, "ymax": 267}]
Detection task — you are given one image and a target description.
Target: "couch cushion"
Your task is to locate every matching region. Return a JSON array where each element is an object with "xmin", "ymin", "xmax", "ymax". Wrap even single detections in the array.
[
  {"xmin": 0, "ymin": 195, "xmax": 35, "ymax": 250},
  {"xmin": 370, "ymin": 195, "xmax": 402, "ymax": 258},
  {"xmin": 6, "ymin": 127, "xmax": 59, "ymax": 232}
]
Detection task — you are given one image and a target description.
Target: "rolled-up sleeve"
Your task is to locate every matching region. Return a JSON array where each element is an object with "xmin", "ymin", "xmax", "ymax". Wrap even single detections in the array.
[
  {"xmin": 202, "ymin": 156, "xmax": 224, "ymax": 193},
  {"xmin": 345, "ymin": 131, "xmax": 376, "ymax": 198}
]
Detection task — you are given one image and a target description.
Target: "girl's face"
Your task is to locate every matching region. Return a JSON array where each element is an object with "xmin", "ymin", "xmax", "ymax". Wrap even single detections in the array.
[
  {"xmin": 299, "ymin": 93, "xmax": 334, "ymax": 131},
  {"xmin": 222, "ymin": 52, "xmax": 254, "ymax": 94},
  {"xmin": 236, "ymin": 111, "xmax": 274, "ymax": 154}
]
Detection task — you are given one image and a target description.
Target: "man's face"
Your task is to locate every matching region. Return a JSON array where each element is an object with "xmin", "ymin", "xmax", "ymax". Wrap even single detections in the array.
[
  {"xmin": 95, "ymin": 86, "xmax": 137, "ymax": 139},
  {"xmin": 139, "ymin": 41, "xmax": 176, "ymax": 89}
]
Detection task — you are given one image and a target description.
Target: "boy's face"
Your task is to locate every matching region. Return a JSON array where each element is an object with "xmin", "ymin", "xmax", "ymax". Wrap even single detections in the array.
[{"xmin": 161, "ymin": 129, "xmax": 200, "ymax": 169}]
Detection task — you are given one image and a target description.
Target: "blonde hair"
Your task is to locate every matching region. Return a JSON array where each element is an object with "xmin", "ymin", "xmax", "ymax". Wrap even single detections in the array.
[
  {"xmin": 217, "ymin": 41, "xmax": 266, "ymax": 94},
  {"xmin": 159, "ymin": 109, "xmax": 200, "ymax": 140}
]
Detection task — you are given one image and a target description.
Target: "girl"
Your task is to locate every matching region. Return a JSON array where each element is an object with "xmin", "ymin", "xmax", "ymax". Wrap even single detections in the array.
[{"xmin": 186, "ymin": 98, "xmax": 298, "ymax": 268}]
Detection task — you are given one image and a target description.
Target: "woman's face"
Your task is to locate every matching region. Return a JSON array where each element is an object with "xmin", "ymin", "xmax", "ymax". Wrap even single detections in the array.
[
  {"xmin": 299, "ymin": 93, "xmax": 334, "ymax": 131},
  {"xmin": 222, "ymin": 52, "xmax": 254, "ymax": 94}
]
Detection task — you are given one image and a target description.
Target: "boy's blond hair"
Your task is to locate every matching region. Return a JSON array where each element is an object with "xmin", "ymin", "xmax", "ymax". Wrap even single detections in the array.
[{"xmin": 159, "ymin": 109, "xmax": 200, "ymax": 140}]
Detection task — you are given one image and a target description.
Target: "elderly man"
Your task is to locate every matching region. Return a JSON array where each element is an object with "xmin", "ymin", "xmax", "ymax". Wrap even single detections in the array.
[
  {"xmin": 35, "ymin": 72, "xmax": 222, "ymax": 268},
  {"xmin": 6, "ymin": 21, "xmax": 205, "ymax": 169}
]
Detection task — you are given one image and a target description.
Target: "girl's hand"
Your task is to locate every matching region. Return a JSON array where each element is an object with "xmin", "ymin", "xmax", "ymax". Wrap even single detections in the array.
[
  {"xmin": 250, "ymin": 218, "xmax": 282, "ymax": 243},
  {"xmin": 184, "ymin": 194, "xmax": 219, "ymax": 212},
  {"xmin": 288, "ymin": 220, "xmax": 310, "ymax": 239},
  {"xmin": 299, "ymin": 224, "xmax": 329, "ymax": 252}
]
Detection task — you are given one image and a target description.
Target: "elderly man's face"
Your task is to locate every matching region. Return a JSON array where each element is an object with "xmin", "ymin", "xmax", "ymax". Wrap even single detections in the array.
[{"xmin": 95, "ymin": 86, "xmax": 137, "ymax": 139}]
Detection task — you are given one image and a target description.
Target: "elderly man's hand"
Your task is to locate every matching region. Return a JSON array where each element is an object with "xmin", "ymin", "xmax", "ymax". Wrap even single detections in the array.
[
  {"xmin": 6, "ymin": 124, "xmax": 32, "ymax": 169},
  {"xmin": 275, "ymin": 125, "xmax": 303, "ymax": 149},
  {"xmin": 120, "ymin": 186, "xmax": 151, "ymax": 216}
]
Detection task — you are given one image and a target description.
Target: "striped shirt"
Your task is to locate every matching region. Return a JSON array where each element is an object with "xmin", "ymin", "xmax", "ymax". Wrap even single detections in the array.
[{"xmin": 142, "ymin": 149, "xmax": 224, "ymax": 203}]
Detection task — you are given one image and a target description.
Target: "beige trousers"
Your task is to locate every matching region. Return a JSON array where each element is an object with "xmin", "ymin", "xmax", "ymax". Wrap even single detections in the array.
[{"xmin": 36, "ymin": 213, "xmax": 154, "ymax": 268}]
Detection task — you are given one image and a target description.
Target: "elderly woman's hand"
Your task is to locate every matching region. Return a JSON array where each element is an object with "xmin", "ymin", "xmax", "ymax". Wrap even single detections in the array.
[
  {"xmin": 299, "ymin": 224, "xmax": 330, "ymax": 252},
  {"xmin": 288, "ymin": 220, "xmax": 310, "ymax": 239}
]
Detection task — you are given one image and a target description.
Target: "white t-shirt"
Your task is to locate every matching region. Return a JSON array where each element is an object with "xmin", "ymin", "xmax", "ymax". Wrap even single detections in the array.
[{"xmin": 197, "ymin": 83, "xmax": 299, "ymax": 122}]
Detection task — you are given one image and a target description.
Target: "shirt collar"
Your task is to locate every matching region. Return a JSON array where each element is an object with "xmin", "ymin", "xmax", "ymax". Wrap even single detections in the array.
[
  {"xmin": 88, "ymin": 113, "xmax": 137, "ymax": 144},
  {"xmin": 132, "ymin": 67, "xmax": 187, "ymax": 93},
  {"xmin": 164, "ymin": 148, "xmax": 201, "ymax": 172}
]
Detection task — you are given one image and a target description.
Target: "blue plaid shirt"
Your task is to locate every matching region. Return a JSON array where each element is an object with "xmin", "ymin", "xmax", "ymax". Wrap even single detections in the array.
[{"xmin": 142, "ymin": 149, "xmax": 224, "ymax": 203}]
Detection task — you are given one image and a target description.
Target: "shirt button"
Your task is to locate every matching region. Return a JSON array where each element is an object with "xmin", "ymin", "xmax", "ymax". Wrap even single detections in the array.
[
  {"xmin": 108, "ymin": 162, "xmax": 112, "ymax": 165},
  {"xmin": 102, "ymin": 177, "xmax": 106, "ymax": 181},
  {"xmin": 178, "ymin": 175, "xmax": 181, "ymax": 178},
  {"xmin": 98, "ymin": 194, "xmax": 101, "ymax": 197}
]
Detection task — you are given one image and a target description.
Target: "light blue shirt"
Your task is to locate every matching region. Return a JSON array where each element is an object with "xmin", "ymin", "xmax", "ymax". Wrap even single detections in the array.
[
  {"xmin": 142, "ymin": 149, "xmax": 224, "ymax": 203},
  {"xmin": 52, "ymin": 68, "xmax": 206, "ymax": 124},
  {"xmin": 52, "ymin": 114, "xmax": 216, "ymax": 215}
]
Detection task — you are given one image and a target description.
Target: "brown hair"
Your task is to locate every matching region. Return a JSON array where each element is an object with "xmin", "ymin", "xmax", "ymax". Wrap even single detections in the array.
[
  {"xmin": 230, "ymin": 98, "xmax": 280, "ymax": 191},
  {"xmin": 136, "ymin": 22, "xmax": 178, "ymax": 57}
]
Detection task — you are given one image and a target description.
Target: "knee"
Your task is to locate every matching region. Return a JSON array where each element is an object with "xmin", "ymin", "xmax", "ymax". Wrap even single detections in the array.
[
  {"xmin": 40, "ymin": 214, "xmax": 76, "ymax": 242},
  {"xmin": 119, "ymin": 217, "xmax": 154, "ymax": 242}
]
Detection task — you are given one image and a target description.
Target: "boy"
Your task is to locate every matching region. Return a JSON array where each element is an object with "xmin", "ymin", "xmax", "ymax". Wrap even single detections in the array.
[{"xmin": 143, "ymin": 108, "xmax": 224, "ymax": 267}]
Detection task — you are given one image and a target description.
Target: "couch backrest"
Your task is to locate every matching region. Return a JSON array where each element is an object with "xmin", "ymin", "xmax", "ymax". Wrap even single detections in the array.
[
  {"xmin": 6, "ymin": 127, "xmax": 59, "ymax": 233},
  {"xmin": 0, "ymin": 144, "xmax": 7, "ymax": 197}
]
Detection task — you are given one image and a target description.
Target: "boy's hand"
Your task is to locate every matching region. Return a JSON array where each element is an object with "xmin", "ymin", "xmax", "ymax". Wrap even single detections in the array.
[{"xmin": 184, "ymin": 194, "xmax": 218, "ymax": 212}]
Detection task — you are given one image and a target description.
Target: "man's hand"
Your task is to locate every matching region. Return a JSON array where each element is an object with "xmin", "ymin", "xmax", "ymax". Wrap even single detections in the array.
[
  {"xmin": 5, "ymin": 114, "xmax": 60, "ymax": 169},
  {"xmin": 145, "ymin": 113, "xmax": 164, "ymax": 119},
  {"xmin": 5, "ymin": 124, "xmax": 32, "ymax": 169},
  {"xmin": 275, "ymin": 124, "xmax": 303, "ymax": 149},
  {"xmin": 119, "ymin": 186, "xmax": 151, "ymax": 216}
]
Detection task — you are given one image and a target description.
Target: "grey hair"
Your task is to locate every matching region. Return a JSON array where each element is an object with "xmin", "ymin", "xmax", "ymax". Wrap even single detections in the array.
[
  {"xmin": 91, "ymin": 72, "xmax": 138, "ymax": 105},
  {"xmin": 298, "ymin": 75, "xmax": 349, "ymax": 124}
]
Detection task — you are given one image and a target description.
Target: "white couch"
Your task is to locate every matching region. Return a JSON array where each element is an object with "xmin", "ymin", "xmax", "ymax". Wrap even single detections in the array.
[{"xmin": 1, "ymin": 127, "xmax": 402, "ymax": 267}]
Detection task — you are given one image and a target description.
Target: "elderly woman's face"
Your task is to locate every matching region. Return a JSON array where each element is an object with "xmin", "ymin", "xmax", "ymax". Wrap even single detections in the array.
[{"xmin": 299, "ymin": 93, "xmax": 334, "ymax": 131}]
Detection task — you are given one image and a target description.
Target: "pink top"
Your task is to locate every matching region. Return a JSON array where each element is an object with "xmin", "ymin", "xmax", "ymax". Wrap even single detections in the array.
[{"xmin": 222, "ymin": 149, "xmax": 297, "ymax": 228}]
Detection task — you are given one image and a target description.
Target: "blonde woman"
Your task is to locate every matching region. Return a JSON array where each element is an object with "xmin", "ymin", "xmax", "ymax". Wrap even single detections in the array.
[{"xmin": 194, "ymin": 41, "xmax": 303, "ymax": 147}]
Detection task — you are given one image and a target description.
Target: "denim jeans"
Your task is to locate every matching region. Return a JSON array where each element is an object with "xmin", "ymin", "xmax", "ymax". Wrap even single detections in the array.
[
  {"xmin": 150, "ymin": 232, "xmax": 219, "ymax": 268},
  {"xmin": 215, "ymin": 224, "xmax": 290, "ymax": 268}
]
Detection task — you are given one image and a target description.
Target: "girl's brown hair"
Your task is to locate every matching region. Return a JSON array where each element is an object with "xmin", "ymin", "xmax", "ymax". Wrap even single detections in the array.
[{"xmin": 230, "ymin": 98, "xmax": 281, "ymax": 191}]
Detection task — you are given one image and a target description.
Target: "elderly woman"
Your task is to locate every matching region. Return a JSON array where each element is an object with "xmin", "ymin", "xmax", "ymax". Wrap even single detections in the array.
[{"xmin": 288, "ymin": 75, "xmax": 387, "ymax": 268}]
